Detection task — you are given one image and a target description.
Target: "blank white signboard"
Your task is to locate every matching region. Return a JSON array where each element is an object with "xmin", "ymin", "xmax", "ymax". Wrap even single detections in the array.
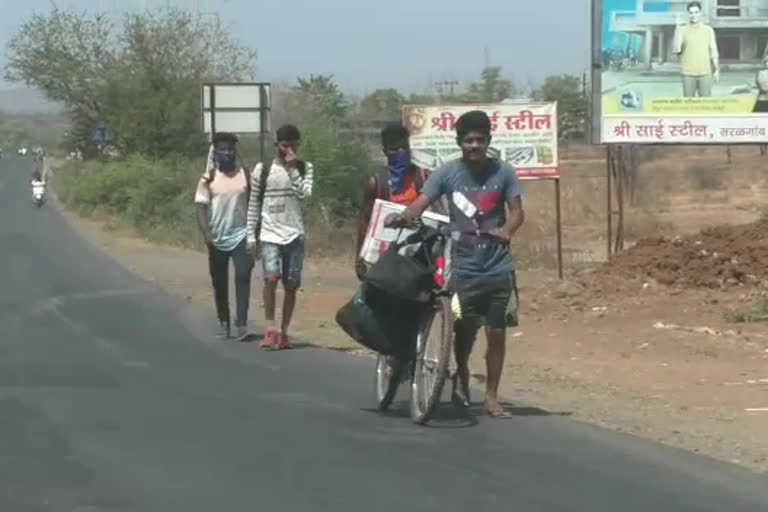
[
  {"xmin": 201, "ymin": 83, "xmax": 271, "ymax": 134},
  {"xmin": 201, "ymin": 84, "xmax": 269, "ymax": 109},
  {"xmin": 202, "ymin": 112, "xmax": 264, "ymax": 133}
]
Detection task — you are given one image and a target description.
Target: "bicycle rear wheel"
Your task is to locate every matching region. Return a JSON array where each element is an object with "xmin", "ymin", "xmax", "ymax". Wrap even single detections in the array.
[
  {"xmin": 410, "ymin": 296, "xmax": 453, "ymax": 425},
  {"xmin": 375, "ymin": 355, "xmax": 406, "ymax": 411}
]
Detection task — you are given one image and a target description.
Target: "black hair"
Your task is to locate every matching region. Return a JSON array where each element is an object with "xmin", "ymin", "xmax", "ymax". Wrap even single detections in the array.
[
  {"xmin": 380, "ymin": 123, "xmax": 409, "ymax": 147},
  {"xmin": 276, "ymin": 124, "xmax": 301, "ymax": 142},
  {"xmin": 455, "ymin": 110, "xmax": 492, "ymax": 139},
  {"xmin": 687, "ymin": 1, "xmax": 701, "ymax": 11},
  {"xmin": 212, "ymin": 132, "xmax": 238, "ymax": 145}
]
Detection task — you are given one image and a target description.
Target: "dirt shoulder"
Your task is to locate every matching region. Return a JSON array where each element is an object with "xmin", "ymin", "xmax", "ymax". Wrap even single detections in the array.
[{"xmin": 57, "ymin": 202, "xmax": 768, "ymax": 474}]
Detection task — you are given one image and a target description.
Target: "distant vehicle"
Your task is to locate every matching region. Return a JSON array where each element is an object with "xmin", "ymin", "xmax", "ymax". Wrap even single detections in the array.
[
  {"xmin": 17, "ymin": 147, "xmax": 28, "ymax": 156},
  {"xmin": 32, "ymin": 179, "xmax": 46, "ymax": 208}
]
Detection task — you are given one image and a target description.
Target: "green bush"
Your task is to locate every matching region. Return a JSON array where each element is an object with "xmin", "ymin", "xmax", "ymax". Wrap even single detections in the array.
[
  {"xmin": 56, "ymin": 154, "xmax": 205, "ymax": 247},
  {"xmin": 725, "ymin": 296, "xmax": 768, "ymax": 323},
  {"xmin": 299, "ymin": 117, "xmax": 372, "ymax": 221}
]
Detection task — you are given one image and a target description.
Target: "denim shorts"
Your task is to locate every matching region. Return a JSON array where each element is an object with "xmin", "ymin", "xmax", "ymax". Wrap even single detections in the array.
[{"xmin": 261, "ymin": 236, "xmax": 305, "ymax": 290}]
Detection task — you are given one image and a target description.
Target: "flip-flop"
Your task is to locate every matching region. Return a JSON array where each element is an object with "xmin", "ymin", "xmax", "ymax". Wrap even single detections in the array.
[{"xmin": 485, "ymin": 404, "xmax": 513, "ymax": 419}]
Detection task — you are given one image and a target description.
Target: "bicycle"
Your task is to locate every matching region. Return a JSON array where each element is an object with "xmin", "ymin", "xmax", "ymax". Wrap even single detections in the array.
[{"xmin": 374, "ymin": 220, "xmax": 455, "ymax": 425}]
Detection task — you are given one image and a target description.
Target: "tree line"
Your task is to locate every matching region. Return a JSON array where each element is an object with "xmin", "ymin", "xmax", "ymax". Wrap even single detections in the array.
[{"xmin": 5, "ymin": 7, "xmax": 590, "ymax": 226}]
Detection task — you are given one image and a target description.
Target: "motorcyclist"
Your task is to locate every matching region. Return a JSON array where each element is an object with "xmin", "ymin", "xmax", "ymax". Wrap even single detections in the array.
[
  {"xmin": 31, "ymin": 155, "xmax": 47, "ymax": 204},
  {"xmin": 31, "ymin": 154, "xmax": 46, "ymax": 182}
]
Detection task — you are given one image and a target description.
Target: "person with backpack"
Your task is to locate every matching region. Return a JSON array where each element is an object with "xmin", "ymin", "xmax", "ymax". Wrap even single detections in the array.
[
  {"xmin": 355, "ymin": 123, "xmax": 432, "ymax": 280},
  {"xmin": 195, "ymin": 132, "xmax": 255, "ymax": 340},
  {"xmin": 246, "ymin": 125, "xmax": 313, "ymax": 350}
]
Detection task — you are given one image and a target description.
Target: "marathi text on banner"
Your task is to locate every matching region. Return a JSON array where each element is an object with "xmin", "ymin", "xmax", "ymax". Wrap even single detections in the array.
[
  {"xmin": 403, "ymin": 103, "xmax": 560, "ymax": 180},
  {"xmin": 603, "ymin": 117, "xmax": 768, "ymax": 143}
]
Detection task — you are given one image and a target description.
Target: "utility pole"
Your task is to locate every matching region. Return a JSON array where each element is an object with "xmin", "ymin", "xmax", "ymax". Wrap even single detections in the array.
[
  {"xmin": 434, "ymin": 80, "xmax": 459, "ymax": 101},
  {"xmin": 583, "ymin": 70, "xmax": 590, "ymax": 143}
]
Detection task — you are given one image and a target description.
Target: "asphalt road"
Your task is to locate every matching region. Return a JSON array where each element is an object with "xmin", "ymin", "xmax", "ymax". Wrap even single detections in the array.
[{"xmin": 1, "ymin": 157, "xmax": 766, "ymax": 512}]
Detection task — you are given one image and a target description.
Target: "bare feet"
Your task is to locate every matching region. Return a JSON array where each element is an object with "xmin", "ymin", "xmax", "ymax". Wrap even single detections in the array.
[{"xmin": 484, "ymin": 396, "xmax": 511, "ymax": 418}]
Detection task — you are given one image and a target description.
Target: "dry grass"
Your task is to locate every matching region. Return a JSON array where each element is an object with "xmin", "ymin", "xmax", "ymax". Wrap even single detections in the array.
[
  {"xmin": 511, "ymin": 156, "xmax": 607, "ymax": 267},
  {"xmin": 305, "ymin": 214, "xmax": 357, "ymax": 259},
  {"xmin": 686, "ymin": 163, "xmax": 726, "ymax": 191},
  {"xmin": 623, "ymin": 208, "xmax": 673, "ymax": 239}
]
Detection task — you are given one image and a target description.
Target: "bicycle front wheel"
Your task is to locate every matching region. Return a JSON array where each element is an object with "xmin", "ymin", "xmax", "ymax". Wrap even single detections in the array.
[
  {"xmin": 410, "ymin": 296, "xmax": 453, "ymax": 425},
  {"xmin": 375, "ymin": 355, "xmax": 405, "ymax": 411}
]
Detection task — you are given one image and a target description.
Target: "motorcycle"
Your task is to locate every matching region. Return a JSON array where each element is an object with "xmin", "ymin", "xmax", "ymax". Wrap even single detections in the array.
[{"xmin": 32, "ymin": 180, "xmax": 46, "ymax": 207}]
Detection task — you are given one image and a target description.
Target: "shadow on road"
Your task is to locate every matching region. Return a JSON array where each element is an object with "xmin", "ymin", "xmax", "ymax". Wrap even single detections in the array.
[
  {"xmin": 362, "ymin": 400, "xmax": 572, "ymax": 429},
  {"xmin": 238, "ymin": 333, "xmax": 315, "ymax": 350},
  {"xmin": 464, "ymin": 402, "xmax": 573, "ymax": 419},
  {"xmin": 361, "ymin": 404, "xmax": 478, "ymax": 429}
]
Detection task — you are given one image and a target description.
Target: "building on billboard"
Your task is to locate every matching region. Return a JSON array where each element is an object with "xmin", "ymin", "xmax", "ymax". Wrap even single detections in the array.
[{"xmin": 607, "ymin": 0, "xmax": 768, "ymax": 71}]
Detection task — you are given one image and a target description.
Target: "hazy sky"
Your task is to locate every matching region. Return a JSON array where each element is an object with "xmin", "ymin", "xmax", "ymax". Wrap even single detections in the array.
[{"xmin": 0, "ymin": 0, "xmax": 591, "ymax": 95}]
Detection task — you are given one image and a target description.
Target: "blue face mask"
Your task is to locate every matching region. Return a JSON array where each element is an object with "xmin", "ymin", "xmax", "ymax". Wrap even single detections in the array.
[
  {"xmin": 387, "ymin": 149, "xmax": 410, "ymax": 193},
  {"xmin": 215, "ymin": 152, "xmax": 236, "ymax": 172}
]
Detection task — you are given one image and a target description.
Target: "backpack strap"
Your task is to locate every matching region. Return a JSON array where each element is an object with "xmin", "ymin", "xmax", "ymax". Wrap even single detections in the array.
[
  {"xmin": 239, "ymin": 149, "xmax": 252, "ymax": 197},
  {"xmin": 243, "ymin": 166, "xmax": 252, "ymax": 200},
  {"xmin": 257, "ymin": 159, "xmax": 267, "ymax": 192},
  {"xmin": 203, "ymin": 144, "xmax": 216, "ymax": 183},
  {"xmin": 258, "ymin": 160, "xmax": 271, "ymax": 208},
  {"xmin": 205, "ymin": 166, "xmax": 216, "ymax": 184},
  {"xmin": 252, "ymin": 160, "xmax": 272, "ymax": 241},
  {"xmin": 375, "ymin": 165, "xmax": 390, "ymax": 200}
]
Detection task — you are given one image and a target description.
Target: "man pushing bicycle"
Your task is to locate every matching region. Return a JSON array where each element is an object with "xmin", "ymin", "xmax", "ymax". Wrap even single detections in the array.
[{"xmin": 386, "ymin": 110, "xmax": 525, "ymax": 418}]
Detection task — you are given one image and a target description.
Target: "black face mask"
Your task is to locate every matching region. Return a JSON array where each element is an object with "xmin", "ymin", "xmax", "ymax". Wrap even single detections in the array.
[{"xmin": 215, "ymin": 152, "xmax": 236, "ymax": 171}]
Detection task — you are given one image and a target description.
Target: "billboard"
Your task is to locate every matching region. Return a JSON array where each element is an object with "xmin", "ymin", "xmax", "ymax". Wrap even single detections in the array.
[
  {"xmin": 596, "ymin": 0, "xmax": 768, "ymax": 143},
  {"xmin": 402, "ymin": 103, "xmax": 560, "ymax": 179}
]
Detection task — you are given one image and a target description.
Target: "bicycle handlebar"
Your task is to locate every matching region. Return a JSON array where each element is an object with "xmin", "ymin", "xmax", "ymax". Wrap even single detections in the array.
[
  {"xmin": 403, "ymin": 226, "xmax": 449, "ymax": 245},
  {"xmin": 394, "ymin": 217, "xmax": 504, "ymax": 242}
]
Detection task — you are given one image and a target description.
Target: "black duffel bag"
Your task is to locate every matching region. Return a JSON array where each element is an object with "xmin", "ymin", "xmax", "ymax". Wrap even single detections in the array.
[
  {"xmin": 363, "ymin": 236, "xmax": 436, "ymax": 304},
  {"xmin": 335, "ymin": 283, "xmax": 422, "ymax": 358}
]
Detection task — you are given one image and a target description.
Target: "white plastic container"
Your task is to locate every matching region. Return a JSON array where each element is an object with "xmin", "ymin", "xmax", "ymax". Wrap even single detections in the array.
[{"xmin": 360, "ymin": 199, "xmax": 449, "ymax": 265}]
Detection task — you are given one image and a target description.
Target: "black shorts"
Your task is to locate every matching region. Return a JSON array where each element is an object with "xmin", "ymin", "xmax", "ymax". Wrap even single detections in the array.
[{"xmin": 453, "ymin": 271, "xmax": 519, "ymax": 330}]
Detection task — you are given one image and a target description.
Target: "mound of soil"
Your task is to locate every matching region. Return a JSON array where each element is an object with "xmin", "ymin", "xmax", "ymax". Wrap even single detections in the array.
[{"xmin": 599, "ymin": 219, "xmax": 768, "ymax": 289}]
